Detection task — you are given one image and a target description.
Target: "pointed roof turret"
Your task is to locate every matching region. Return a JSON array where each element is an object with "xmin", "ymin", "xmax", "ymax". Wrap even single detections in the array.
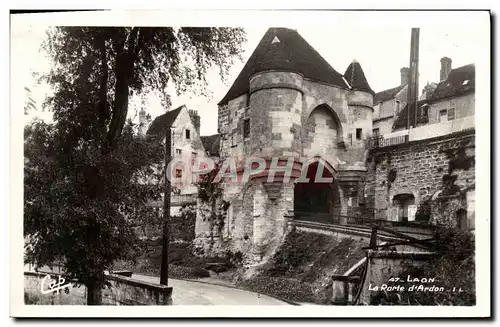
[
  {"xmin": 218, "ymin": 28, "xmax": 349, "ymax": 105},
  {"xmin": 343, "ymin": 59, "xmax": 375, "ymax": 95}
]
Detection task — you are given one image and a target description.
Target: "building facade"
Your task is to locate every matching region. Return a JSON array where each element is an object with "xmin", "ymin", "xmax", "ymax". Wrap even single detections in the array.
[
  {"xmin": 366, "ymin": 57, "xmax": 475, "ymax": 228},
  {"xmin": 145, "ymin": 28, "xmax": 475, "ymax": 264}
]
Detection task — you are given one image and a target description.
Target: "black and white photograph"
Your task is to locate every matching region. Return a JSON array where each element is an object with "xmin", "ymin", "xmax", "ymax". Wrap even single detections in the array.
[{"xmin": 9, "ymin": 9, "xmax": 491, "ymax": 318}]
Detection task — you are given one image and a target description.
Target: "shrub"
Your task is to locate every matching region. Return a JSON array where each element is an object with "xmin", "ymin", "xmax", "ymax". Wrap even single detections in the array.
[
  {"xmin": 168, "ymin": 265, "xmax": 210, "ymax": 279},
  {"xmin": 237, "ymin": 276, "xmax": 315, "ymax": 303}
]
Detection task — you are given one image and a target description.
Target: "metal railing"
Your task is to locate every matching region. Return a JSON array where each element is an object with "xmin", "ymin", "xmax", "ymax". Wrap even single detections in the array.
[{"xmin": 367, "ymin": 135, "xmax": 408, "ymax": 150}]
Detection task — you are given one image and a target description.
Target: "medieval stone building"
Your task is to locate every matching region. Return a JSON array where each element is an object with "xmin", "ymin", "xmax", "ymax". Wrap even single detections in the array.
[
  {"xmin": 194, "ymin": 27, "xmax": 379, "ymax": 262},
  {"xmin": 147, "ymin": 28, "xmax": 475, "ymax": 263}
]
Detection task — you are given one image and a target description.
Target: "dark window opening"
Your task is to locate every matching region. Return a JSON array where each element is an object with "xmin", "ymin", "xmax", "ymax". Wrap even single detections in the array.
[
  {"xmin": 176, "ymin": 149, "xmax": 182, "ymax": 155},
  {"xmin": 448, "ymin": 108, "xmax": 455, "ymax": 121},
  {"xmin": 393, "ymin": 193, "xmax": 415, "ymax": 222},
  {"xmin": 243, "ymin": 119, "xmax": 250, "ymax": 138},
  {"xmin": 185, "ymin": 129, "xmax": 190, "ymax": 139},
  {"xmin": 175, "ymin": 169, "xmax": 182, "ymax": 178},
  {"xmin": 420, "ymin": 105, "xmax": 429, "ymax": 120},
  {"xmin": 356, "ymin": 128, "xmax": 362, "ymax": 140},
  {"xmin": 372, "ymin": 128, "xmax": 380, "ymax": 137}
]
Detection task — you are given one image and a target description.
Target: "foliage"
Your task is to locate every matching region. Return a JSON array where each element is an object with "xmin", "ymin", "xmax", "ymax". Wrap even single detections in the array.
[
  {"xmin": 268, "ymin": 230, "xmax": 365, "ymax": 279},
  {"xmin": 24, "ymin": 26, "xmax": 246, "ymax": 304},
  {"xmin": 245, "ymin": 230, "xmax": 365, "ymax": 304},
  {"xmin": 195, "ymin": 164, "xmax": 229, "ymax": 238},
  {"xmin": 170, "ymin": 205, "xmax": 197, "ymax": 242},
  {"xmin": 236, "ymin": 277, "xmax": 315, "ymax": 303},
  {"xmin": 24, "ymin": 120, "xmax": 164, "ymax": 288},
  {"xmin": 24, "ymin": 86, "xmax": 37, "ymax": 115}
]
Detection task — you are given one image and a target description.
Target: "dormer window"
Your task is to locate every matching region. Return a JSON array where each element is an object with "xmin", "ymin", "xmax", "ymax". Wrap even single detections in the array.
[{"xmin": 185, "ymin": 129, "xmax": 190, "ymax": 140}]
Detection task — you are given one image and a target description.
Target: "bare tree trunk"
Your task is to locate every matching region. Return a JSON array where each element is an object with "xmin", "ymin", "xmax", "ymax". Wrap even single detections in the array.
[
  {"xmin": 107, "ymin": 28, "xmax": 140, "ymax": 148},
  {"xmin": 86, "ymin": 281, "xmax": 103, "ymax": 305}
]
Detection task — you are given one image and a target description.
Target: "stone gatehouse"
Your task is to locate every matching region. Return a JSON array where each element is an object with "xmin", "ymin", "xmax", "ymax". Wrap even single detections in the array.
[
  {"xmin": 194, "ymin": 27, "xmax": 377, "ymax": 262},
  {"xmin": 181, "ymin": 27, "xmax": 474, "ymax": 263}
]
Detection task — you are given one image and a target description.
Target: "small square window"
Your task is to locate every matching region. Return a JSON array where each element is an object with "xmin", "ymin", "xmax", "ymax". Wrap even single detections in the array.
[
  {"xmin": 176, "ymin": 149, "xmax": 182, "ymax": 155},
  {"xmin": 372, "ymin": 128, "xmax": 380, "ymax": 137},
  {"xmin": 356, "ymin": 128, "xmax": 362, "ymax": 140},
  {"xmin": 185, "ymin": 129, "xmax": 190, "ymax": 139},
  {"xmin": 448, "ymin": 108, "xmax": 455, "ymax": 121},
  {"xmin": 243, "ymin": 119, "xmax": 250, "ymax": 138},
  {"xmin": 175, "ymin": 169, "xmax": 182, "ymax": 178}
]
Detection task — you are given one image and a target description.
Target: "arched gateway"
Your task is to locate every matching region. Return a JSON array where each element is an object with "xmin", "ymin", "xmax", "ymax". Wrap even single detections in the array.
[{"xmin": 294, "ymin": 159, "xmax": 341, "ymax": 224}]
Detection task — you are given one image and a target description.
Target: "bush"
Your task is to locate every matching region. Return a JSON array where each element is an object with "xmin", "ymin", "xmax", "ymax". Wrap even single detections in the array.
[
  {"xmin": 168, "ymin": 265, "xmax": 210, "ymax": 279},
  {"xmin": 237, "ymin": 276, "xmax": 315, "ymax": 303}
]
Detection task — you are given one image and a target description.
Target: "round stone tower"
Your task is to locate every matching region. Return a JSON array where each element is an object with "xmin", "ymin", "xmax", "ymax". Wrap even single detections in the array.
[
  {"xmin": 343, "ymin": 59, "xmax": 375, "ymax": 164},
  {"xmin": 248, "ymin": 71, "xmax": 303, "ymax": 159}
]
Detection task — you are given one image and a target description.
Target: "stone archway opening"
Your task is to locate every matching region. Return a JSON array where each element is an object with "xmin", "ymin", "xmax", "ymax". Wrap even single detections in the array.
[
  {"xmin": 392, "ymin": 193, "xmax": 416, "ymax": 222},
  {"xmin": 293, "ymin": 161, "xmax": 340, "ymax": 224}
]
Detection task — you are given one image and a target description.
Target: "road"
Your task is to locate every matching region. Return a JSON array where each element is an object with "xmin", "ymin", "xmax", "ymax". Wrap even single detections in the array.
[{"xmin": 132, "ymin": 274, "xmax": 289, "ymax": 305}]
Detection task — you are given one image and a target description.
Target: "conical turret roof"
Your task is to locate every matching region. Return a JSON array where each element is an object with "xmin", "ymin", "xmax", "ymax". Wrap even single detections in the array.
[
  {"xmin": 343, "ymin": 59, "xmax": 374, "ymax": 95},
  {"xmin": 218, "ymin": 28, "xmax": 349, "ymax": 105}
]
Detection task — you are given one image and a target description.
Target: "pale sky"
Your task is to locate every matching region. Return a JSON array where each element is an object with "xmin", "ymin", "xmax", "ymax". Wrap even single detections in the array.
[{"xmin": 16, "ymin": 24, "xmax": 482, "ymax": 136}]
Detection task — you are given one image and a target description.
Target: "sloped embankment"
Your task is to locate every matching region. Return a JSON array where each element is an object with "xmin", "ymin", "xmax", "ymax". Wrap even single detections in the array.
[{"xmin": 236, "ymin": 229, "xmax": 367, "ymax": 304}]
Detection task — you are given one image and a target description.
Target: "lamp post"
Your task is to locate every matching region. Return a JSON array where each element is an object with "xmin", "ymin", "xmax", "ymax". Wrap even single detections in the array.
[{"xmin": 160, "ymin": 127, "xmax": 173, "ymax": 286}]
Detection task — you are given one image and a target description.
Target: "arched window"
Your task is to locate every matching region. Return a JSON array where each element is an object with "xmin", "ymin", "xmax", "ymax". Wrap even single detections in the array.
[{"xmin": 392, "ymin": 193, "xmax": 416, "ymax": 222}]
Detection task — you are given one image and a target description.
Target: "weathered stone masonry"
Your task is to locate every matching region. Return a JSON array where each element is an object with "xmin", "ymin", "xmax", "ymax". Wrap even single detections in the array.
[{"xmin": 365, "ymin": 129, "xmax": 475, "ymax": 225}]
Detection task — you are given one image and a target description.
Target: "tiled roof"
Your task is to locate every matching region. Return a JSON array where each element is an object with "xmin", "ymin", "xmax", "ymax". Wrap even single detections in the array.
[
  {"xmin": 343, "ymin": 60, "xmax": 375, "ymax": 95},
  {"xmin": 146, "ymin": 106, "xmax": 184, "ymax": 136},
  {"xmin": 200, "ymin": 134, "xmax": 221, "ymax": 156},
  {"xmin": 373, "ymin": 84, "xmax": 406, "ymax": 104},
  {"xmin": 218, "ymin": 28, "xmax": 349, "ymax": 105},
  {"xmin": 392, "ymin": 100, "xmax": 429, "ymax": 130},
  {"xmin": 428, "ymin": 64, "xmax": 475, "ymax": 102}
]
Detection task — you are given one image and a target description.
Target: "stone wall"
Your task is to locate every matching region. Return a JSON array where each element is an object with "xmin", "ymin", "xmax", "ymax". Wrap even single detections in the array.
[
  {"xmin": 365, "ymin": 130, "xmax": 475, "ymax": 224},
  {"xmin": 359, "ymin": 250, "xmax": 435, "ymax": 305},
  {"xmin": 373, "ymin": 116, "xmax": 395, "ymax": 136},
  {"xmin": 24, "ymin": 271, "xmax": 173, "ymax": 305}
]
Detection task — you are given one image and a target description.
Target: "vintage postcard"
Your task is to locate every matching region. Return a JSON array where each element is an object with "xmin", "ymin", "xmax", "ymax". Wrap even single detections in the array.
[{"xmin": 10, "ymin": 9, "xmax": 491, "ymax": 318}]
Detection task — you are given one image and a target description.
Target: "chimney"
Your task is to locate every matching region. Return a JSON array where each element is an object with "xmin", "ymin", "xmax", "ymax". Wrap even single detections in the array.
[
  {"xmin": 188, "ymin": 109, "xmax": 201, "ymax": 135},
  {"xmin": 400, "ymin": 67, "xmax": 410, "ymax": 85},
  {"xmin": 440, "ymin": 57, "xmax": 452, "ymax": 81}
]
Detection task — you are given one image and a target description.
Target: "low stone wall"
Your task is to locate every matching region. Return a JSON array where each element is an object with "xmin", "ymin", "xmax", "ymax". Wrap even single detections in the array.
[
  {"xmin": 24, "ymin": 271, "xmax": 172, "ymax": 305},
  {"xmin": 359, "ymin": 250, "xmax": 435, "ymax": 305}
]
